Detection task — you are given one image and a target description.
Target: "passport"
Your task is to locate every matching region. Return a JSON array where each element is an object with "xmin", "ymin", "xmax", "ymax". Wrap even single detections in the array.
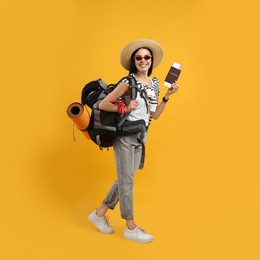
[{"xmin": 164, "ymin": 62, "xmax": 182, "ymax": 87}]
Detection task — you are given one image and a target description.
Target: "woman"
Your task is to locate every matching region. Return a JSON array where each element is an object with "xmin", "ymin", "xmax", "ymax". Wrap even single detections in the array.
[{"xmin": 88, "ymin": 39, "xmax": 179, "ymax": 243}]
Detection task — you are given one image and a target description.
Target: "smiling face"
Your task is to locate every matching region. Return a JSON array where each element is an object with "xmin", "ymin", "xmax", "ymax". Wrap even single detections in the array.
[{"xmin": 134, "ymin": 48, "xmax": 153, "ymax": 74}]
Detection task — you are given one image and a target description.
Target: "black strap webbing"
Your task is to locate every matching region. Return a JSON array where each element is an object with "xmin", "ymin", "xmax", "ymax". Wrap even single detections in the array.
[{"xmin": 137, "ymin": 139, "xmax": 145, "ymax": 170}]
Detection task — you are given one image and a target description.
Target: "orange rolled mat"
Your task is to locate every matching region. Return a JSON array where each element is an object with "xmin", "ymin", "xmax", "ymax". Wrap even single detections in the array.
[{"xmin": 66, "ymin": 102, "xmax": 90, "ymax": 139}]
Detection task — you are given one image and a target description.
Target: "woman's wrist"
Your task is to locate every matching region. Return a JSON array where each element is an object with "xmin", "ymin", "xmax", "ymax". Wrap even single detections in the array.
[{"xmin": 162, "ymin": 96, "xmax": 169, "ymax": 103}]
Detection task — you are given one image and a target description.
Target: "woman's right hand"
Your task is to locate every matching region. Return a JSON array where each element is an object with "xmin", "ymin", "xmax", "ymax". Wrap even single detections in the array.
[{"xmin": 126, "ymin": 100, "xmax": 139, "ymax": 113}]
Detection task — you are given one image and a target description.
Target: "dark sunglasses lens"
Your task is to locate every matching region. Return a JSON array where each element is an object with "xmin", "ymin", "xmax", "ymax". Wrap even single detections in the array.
[
  {"xmin": 144, "ymin": 55, "xmax": 151, "ymax": 60},
  {"xmin": 135, "ymin": 56, "xmax": 142, "ymax": 61}
]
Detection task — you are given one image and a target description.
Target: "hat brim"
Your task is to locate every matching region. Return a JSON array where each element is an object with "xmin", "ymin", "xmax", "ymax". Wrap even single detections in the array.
[{"xmin": 120, "ymin": 39, "xmax": 163, "ymax": 71}]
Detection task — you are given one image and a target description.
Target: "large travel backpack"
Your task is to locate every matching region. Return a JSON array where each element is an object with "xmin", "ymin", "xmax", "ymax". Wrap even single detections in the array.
[{"xmin": 81, "ymin": 76, "xmax": 146, "ymax": 168}]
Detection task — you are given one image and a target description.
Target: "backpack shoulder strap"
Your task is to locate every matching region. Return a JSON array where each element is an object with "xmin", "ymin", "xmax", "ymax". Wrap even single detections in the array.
[
  {"xmin": 115, "ymin": 75, "xmax": 137, "ymax": 85},
  {"xmin": 126, "ymin": 75, "xmax": 137, "ymax": 85},
  {"xmin": 124, "ymin": 75, "xmax": 138, "ymax": 100}
]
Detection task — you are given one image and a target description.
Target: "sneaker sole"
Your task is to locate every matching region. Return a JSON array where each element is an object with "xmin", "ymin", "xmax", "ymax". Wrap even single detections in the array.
[{"xmin": 123, "ymin": 233, "xmax": 154, "ymax": 243}]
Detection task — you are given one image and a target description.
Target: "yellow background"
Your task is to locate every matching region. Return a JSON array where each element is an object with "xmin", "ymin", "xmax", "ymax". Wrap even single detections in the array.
[{"xmin": 1, "ymin": 0, "xmax": 259, "ymax": 259}]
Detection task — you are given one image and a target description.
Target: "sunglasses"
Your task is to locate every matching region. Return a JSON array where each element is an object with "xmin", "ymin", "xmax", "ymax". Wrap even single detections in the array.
[{"xmin": 134, "ymin": 55, "xmax": 152, "ymax": 61}]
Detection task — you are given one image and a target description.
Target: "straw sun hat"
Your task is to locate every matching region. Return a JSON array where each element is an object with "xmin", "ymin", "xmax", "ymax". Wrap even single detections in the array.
[{"xmin": 120, "ymin": 39, "xmax": 163, "ymax": 71}]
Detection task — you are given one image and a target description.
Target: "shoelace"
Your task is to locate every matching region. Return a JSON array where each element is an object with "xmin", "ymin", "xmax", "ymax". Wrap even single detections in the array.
[{"xmin": 137, "ymin": 227, "xmax": 146, "ymax": 234}]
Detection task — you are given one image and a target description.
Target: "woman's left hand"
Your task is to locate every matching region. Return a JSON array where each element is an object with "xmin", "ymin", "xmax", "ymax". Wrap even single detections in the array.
[{"xmin": 167, "ymin": 82, "xmax": 179, "ymax": 95}]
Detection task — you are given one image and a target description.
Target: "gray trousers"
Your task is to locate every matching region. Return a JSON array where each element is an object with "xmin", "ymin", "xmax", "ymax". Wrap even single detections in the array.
[{"xmin": 102, "ymin": 133, "xmax": 142, "ymax": 220}]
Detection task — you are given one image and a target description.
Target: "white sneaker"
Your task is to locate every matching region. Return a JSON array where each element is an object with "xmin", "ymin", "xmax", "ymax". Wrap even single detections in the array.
[
  {"xmin": 123, "ymin": 226, "xmax": 154, "ymax": 243},
  {"xmin": 88, "ymin": 210, "xmax": 114, "ymax": 234}
]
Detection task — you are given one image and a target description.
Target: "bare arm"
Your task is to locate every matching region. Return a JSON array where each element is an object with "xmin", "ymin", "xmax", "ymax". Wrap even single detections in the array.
[
  {"xmin": 151, "ymin": 82, "xmax": 179, "ymax": 120},
  {"xmin": 99, "ymin": 82, "xmax": 138, "ymax": 113}
]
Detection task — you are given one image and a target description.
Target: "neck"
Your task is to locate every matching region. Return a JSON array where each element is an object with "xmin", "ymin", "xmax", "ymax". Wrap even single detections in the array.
[
  {"xmin": 135, "ymin": 71, "xmax": 149, "ymax": 79},
  {"xmin": 134, "ymin": 71, "xmax": 152, "ymax": 86}
]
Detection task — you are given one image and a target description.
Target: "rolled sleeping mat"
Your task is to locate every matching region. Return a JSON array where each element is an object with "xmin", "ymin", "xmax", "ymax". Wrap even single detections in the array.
[{"xmin": 66, "ymin": 102, "xmax": 90, "ymax": 139}]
